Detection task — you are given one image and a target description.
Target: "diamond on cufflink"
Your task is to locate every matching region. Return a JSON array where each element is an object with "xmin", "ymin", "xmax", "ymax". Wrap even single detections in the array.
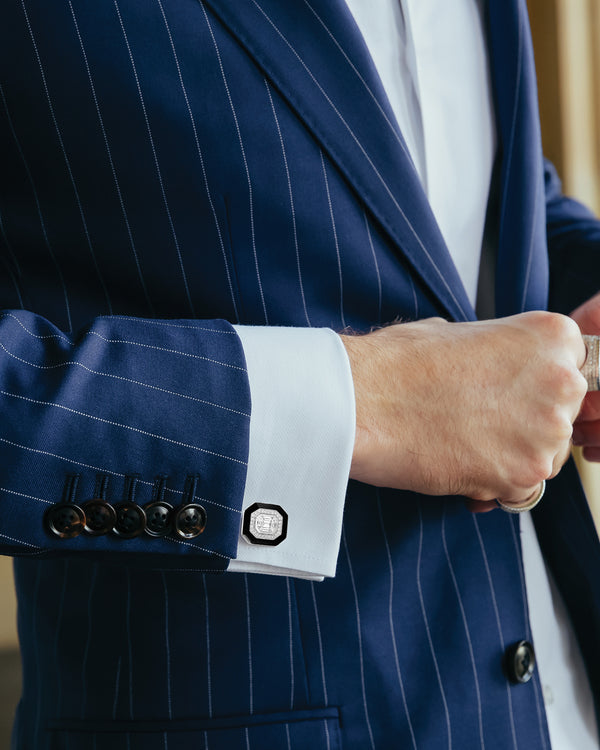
[{"xmin": 242, "ymin": 503, "xmax": 288, "ymax": 546}]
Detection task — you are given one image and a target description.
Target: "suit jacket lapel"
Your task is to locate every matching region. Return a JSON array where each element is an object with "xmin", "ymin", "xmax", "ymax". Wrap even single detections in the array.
[
  {"xmin": 202, "ymin": 0, "xmax": 476, "ymax": 322},
  {"xmin": 486, "ymin": 0, "xmax": 549, "ymax": 317}
]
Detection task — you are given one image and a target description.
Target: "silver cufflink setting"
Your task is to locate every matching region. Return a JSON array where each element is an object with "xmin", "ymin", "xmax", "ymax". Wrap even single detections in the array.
[{"xmin": 242, "ymin": 503, "xmax": 288, "ymax": 546}]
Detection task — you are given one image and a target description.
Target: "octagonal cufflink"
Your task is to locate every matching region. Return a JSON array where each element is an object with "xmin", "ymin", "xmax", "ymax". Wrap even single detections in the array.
[{"xmin": 242, "ymin": 503, "xmax": 288, "ymax": 546}]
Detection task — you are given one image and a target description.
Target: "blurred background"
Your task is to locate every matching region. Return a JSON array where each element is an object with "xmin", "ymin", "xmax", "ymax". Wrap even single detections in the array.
[{"xmin": 0, "ymin": 1, "xmax": 599, "ymax": 746}]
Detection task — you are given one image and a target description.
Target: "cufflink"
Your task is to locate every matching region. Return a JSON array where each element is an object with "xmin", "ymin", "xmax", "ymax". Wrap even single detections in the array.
[{"xmin": 242, "ymin": 503, "xmax": 288, "ymax": 546}]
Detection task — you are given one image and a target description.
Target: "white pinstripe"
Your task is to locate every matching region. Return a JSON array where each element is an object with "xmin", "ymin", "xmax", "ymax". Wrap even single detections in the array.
[
  {"xmin": 324, "ymin": 719, "xmax": 331, "ymax": 750},
  {"xmin": 0, "ymin": 312, "xmax": 71, "ymax": 342},
  {"xmin": 244, "ymin": 573, "xmax": 254, "ymax": 714},
  {"xmin": 20, "ymin": 0, "xmax": 113, "ymax": 316},
  {"xmin": 68, "ymin": 2, "xmax": 154, "ymax": 316},
  {"xmin": 0, "ymin": 338, "xmax": 251, "ymax": 418},
  {"xmin": 309, "ymin": 581, "xmax": 328, "ymax": 705},
  {"xmin": 416, "ymin": 504, "xmax": 452, "ymax": 750},
  {"xmin": 0, "ymin": 389, "xmax": 248, "ymax": 466},
  {"xmin": 285, "ymin": 723, "xmax": 292, "ymax": 750},
  {"xmin": 54, "ymin": 560, "xmax": 69, "ymax": 716},
  {"xmin": 264, "ymin": 80, "xmax": 311, "ymax": 327},
  {"xmin": 248, "ymin": 0, "xmax": 469, "ymax": 321},
  {"xmin": 112, "ymin": 655, "xmax": 122, "ymax": 720},
  {"xmin": 0, "ymin": 532, "xmax": 40, "ymax": 549},
  {"xmin": 472, "ymin": 516, "xmax": 519, "ymax": 750},
  {"xmin": 0, "ymin": 485, "xmax": 51, "ymax": 506},
  {"xmin": 161, "ymin": 572, "xmax": 173, "ymax": 720},
  {"xmin": 0, "ymin": 84, "xmax": 72, "ymax": 331},
  {"xmin": 0, "ymin": 435, "xmax": 241, "ymax": 514},
  {"xmin": 245, "ymin": 725, "xmax": 251, "ymax": 750},
  {"xmin": 508, "ymin": 519, "xmax": 549, "ymax": 750},
  {"xmin": 88, "ymin": 330, "xmax": 247, "ymax": 371},
  {"xmin": 520, "ymin": 170, "xmax": 543, "ymax": 312},
  {"xmin": 99, "ymin": 316, "xmax": 238, "ymax": 334},
  {"xmin": 80, "ymin": 563, "xmax": 98, "ymax": 719},
  {"xmin": 163, "ymin": 731, "xmax": 169, "ymax": 750},
  {"xmin": 113, "ymin": 0, "xmax": 195, "ymax": 316},
  {"xmin": 301, "ymin": 0, "xmax": 407, "ymax": 151},
  {"xmin": 0, "ymin": 250, "xmax": 24, "ymax": 309},
  {"xmin": 376, "ymin": 493, "xmax": 417, "ymax": 750},
  {"xmin": 497, "ymin": 8, "xmax": 523, "ymax": 254},
  {"xmin": 320, "ymin": 152, "xmax": 346, "ymax": 329},
  {"xmin": 286, "ymin": 577, "xmax": 295, "ymax": 710},
  {"xmin": 199, "ymin": 1, "xmax": 268, "ymax": 324},
  {"xmin": 0, "ymin": 206, "xmax": 22, "ymax": 277},
  {"xmin": 441, "ymin": 506, "xmax": 484, "ymax": 750},
  {"xmin": 363, "ymin": 213, "xmax": 382, "ymax": 325},
  {"xmin": 407, "ymin": 272, "xmax": 419, "ymax": 320},
  {"xmin": 155, "ymin": 0, "xmax": 240, "ymax": 323},
  {"xmin": 202, "ymin": 574, "xmax": 213, "ymax": 718},
  {"xmin": 32, "ymin": 562, "xmax": 42, "ymax": 745},
  {"xmin": 126, "ymin": 569, "xmax": 133, "ymax": 719},
  {"xmin": 342, "ymin": 528, "xmax": 375, "ymax": 750},
  {"xmin": 203, "ymin": 729, "xmax": 209, "ymax": 750}
]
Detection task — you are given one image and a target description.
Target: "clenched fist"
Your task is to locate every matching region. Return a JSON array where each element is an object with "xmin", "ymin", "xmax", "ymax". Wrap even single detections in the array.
[{"xmin": 340, "ymin": 311, "xmax": 588, "ymax": 512}]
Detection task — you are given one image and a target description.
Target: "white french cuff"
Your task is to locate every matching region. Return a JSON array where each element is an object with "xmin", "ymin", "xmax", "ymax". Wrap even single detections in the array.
[{"xmin": 228, "ymin": 326, "xmax": 356, "ymax": 581}]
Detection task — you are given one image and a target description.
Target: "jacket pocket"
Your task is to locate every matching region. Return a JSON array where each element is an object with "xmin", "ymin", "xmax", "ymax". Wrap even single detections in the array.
[{"xmin": 47, "ymin": 706, "xmax": 342, "ymax": 750}]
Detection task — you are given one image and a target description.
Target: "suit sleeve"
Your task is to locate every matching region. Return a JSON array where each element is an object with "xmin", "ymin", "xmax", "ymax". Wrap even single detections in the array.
[
  {"xmin": 545, "ymin": 159, "xmax": 600, "ymax": 315},
  {"xmin": 0, "ymin": 310, "xmax": 250, "ymax": 570}
]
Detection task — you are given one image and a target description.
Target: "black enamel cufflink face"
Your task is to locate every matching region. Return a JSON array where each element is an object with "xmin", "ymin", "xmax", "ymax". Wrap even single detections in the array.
[{"xmin": 242, "ymin": 503, "xmax": 288, "ymax": 546}]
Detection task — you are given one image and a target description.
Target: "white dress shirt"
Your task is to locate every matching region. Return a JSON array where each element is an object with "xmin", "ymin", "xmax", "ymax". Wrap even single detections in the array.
[{"xmin": 231, "ymin": 0, "xmax": 599, "ymax": 746}]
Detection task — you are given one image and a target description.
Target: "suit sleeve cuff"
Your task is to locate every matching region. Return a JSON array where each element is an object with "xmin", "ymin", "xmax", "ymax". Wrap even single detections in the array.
[{"xmin": 228, "ymin": 326, "xmax": 355, "ymax": 580}]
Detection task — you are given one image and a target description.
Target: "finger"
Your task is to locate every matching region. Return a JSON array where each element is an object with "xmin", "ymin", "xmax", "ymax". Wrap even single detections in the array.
[
  {"xmin": 576, "ymin": 391, "xmax": 600, "ymax": 423},
  {"xmin": 464, "ymin": 499, "xmax": 497, "ymax": 514},
  {"xmin": 496, "ymin": 483, "xmax": 543, "ymax": 508},
  {"xmin": 572, "ymin": 420, "xmax": 600, "ymax": 447},
  {"xmin": 550, "ymin": 442, "xmax": 573, "ymax": 479},
  {"xmin": 582, "ymin": 446, "xmax": 600, "ymax": 462}
]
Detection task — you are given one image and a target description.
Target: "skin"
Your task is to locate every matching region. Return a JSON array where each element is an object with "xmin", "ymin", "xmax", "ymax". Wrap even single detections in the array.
[{"xmin": 340, "ymin": 293, "xmax": 600, "ymax": 513}]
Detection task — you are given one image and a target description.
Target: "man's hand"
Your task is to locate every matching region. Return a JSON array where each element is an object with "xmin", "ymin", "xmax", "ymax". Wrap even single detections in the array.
[
  {"xmin": 571, "ymin": 292, "xmax": 600, "ymax": 461},
  {"xmin": 340, "ymin": 312, "xmax": 588, "ymax": 512}
]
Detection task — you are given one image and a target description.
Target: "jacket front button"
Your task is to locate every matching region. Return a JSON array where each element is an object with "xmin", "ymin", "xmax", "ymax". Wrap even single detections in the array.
[{"xmin": 504, "ymin": 640, "xmax": 536, "ymax": 684}]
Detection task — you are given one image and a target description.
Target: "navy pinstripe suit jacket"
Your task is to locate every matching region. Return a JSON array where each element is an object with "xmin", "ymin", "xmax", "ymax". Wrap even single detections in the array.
[{"xmin": 1, "ymin": 0, "xmax": 599, "ymax": 747}]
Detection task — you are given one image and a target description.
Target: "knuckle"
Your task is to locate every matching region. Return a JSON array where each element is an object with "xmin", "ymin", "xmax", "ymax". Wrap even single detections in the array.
[
  {"xmin": 550, "ymin": 364, "xmax": 586, "ymax": 404},
  {"xmin": 521, "ymin": 456, "xmax": 553, "ymax": 486},
  {"xmin": 545, "ymin": 405, "xmax": 574, "ymax": 441}
]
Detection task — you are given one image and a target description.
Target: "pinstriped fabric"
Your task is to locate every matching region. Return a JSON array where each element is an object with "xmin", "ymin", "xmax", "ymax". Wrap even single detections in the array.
[
  {"xmin": 507, "ymin": 519, "xmax": 550, "ymax": 750},
  {"xmin": 375, "ymin": 494, "xmax": 417, "ymax": 750},
  {"xmin": 20, "ymin": 0, "xmax": 113, "ymax": 318},
  {"xmin": 80, "ymin": 563, "xmax": 99, "ymax": 720},
  {"xmin": 113, "ymin": 0, "xmax": 195, "ymax": 317},
  {"xmin": 341, "ymin": 529, "xmax": 375, "ymax": 750},
  {"xmin": 230, "ymin": 0, "xmax": 473, "ymax": 322},
  {"xmin": 68, "ymin": 1, "xmax": 154, "ymax": 318},
  {"xmin": 264, "ymin": 80, "xmax": 311, "ymax": 328},
  {"xmin": 363, "ymin": 213, "xmax": 382, "ymax": 326},
  {"xmin": 471, "ymin": 516, "xmax": 519, "ymax": 750},
  {"xmin": 244, "ymin": 574, "xmax": 254, "ymax": 715},
  {"xmin": 416, "ymin": 504, "xmax": 452, "ymax": 750},
  {"xmin": 0, "ymin": 83, "xmax": 73, "ymax": 330},
  {"xmin": 198, "ymin": 1, "xmax": 267, "ymax": 325},
  {"xmin": 441, "ymin": 506, "xmax": 484, "ymax": 750},
  {"xmin": 156, "ymin": 0, "xmax": 240, "ymax": 324},
  {"xmin": 320, "ymin": 152, "xmax": 346, "ymax": 330},
  {"xmin": 2, "ymin": 0, "xmax": 597, "ymax": 748}
]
